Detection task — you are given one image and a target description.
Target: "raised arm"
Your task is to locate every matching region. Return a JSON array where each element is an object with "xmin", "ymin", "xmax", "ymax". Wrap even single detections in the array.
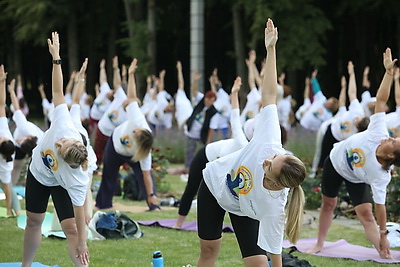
[
  {"xmin": 7, "ymin": 79, "xmax": 19, "ymax": 110},
  {"xmin": 338, "ymin": 76, "xmax": 347, "ymax": 108},
  {"xmin": 127, "ymin": 58, "xmax": 138, "ymax": 102},
  {"xmin": 71, "ymin": 58, "xmax": 88, "ymax": 105},
  {"xmin": 99, "ymin": 59, "xmax": 107, "ymax": 85},
  {"xmin": 375, "ymin": 48, "xmax": 397, "ymax": 113},
  {"xmin": 362, "ymin": 66, "xmax": 370, "ymax": 89},
  {"xmin": 191, "ymin": 70, "xmax": 201, "ymax": 99},
  {"xmin": 394, "ymin": 67, "xmax": 400, "ymax": 107},
  {"xmin": 112, "ymin": 56, "xmax": 121, "ymax": 90},
  {"xmin": 230, "ymin": 77, "xmax": 242, "ymax": 109},
  {"xmin": 121, "ymin": 63, "xmax": 128, "ymax": 89},
  {"xmin": 65, "ymin": 71, "xmax": 77, "ymax": 97},
  {"xmin": 209, "ymin": 68, "xmax": 218, "ymax": 93},
  {"xmin": 47, "ymin": 31, "xmax": 64, "ymax": 107},
  {"xmin": 0, "ymin": 65, "xmax": 7, "ymax": 117},
  {"xmin": 347, "ymin": 61, "xmax": 357, "ymax": 102},
  {"xmin": 177, "ymin": 61, "xmax": 184, "ymax": 90},
  {"xmin": 311, "ymin": 69, "xmax": 321, "ymax": 95},
  {"xmin": 261, "ymin": 18, "xmax": 278, "ymax": 107},
  {"xmin": 158, "ymin": 69, "xmax": 166, "ymax": 92},
  {"xmin": 37, "ymin": 84, "xmax": 46, "ymax": 100},
  {"xmin": 246, "ymin": 50, "xmax": 256, "ymax": 89},
  {"xmin": 304, "ymin": 77, "xmax": 310, "ymax": 100}
]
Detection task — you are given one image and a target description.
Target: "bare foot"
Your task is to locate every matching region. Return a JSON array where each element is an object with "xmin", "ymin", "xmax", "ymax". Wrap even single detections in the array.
[
  {"xmin": 305, "ymin": 244, "xmax": 323, "ymax": 254},
  {"xmin": 379, "ymin": 250, "xmax": 393, "ymax": 260},
  {"xmin": 172, "ymin": 224, "xmax": 181, "ymax": 229}
]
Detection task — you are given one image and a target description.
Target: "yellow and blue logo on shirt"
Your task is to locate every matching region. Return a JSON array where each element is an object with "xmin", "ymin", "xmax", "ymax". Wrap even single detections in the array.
[
  {"xmin": 226, "ymin": 165, "xmax": 253, "ymax": 199},
  {"xmin": 340, "ymin": 121, "xmax": 351, "ymax": 133},
  {"xmin": 346, "ymin": 148, "xmax": 366, "ymax": 170},
  {"xmin": 120, "ymin": 135, "xmax": 132, "ymax": 149},
  {"xmin": 389, "ymin": 127, "xmax": 399, "ymax": 138},
  {"xmin": 108, "ymin": 110, "xmax": 119, "ymax": 121},
  {"xmin": 95, "ymin": 100, "xmax": 105, "ymax": 108},
  {"xmin": 245, "ymin": 111, "xmax": 254, "ymax": 121},
  {"xmin": 195, "ymin": 110, "xmax": 206, "ymax": 124},
  {"xmin": 41, "ymin": 149, "xmax": 59, "ymax": 172},
  {"xmin": 312, "ymin": 107, "xmax": 324, "ymax": 118}
]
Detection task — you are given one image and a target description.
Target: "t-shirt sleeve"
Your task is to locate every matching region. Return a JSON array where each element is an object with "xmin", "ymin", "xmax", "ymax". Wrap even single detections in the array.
[
  {"xmin": 51, "ymin": 104, "xmax": 74, "ymax": 129},
  {"xmin": 69, "ymin": 104, "xmax": 81, "ymax": 124},
  {"xmin": 139, "ymin": 153, "xmax": 152, "ymax": 171},
  {"xmin": 126, "ymin": 101, "xmax": 151, "ymax": 131},
  {"xmin": 367, "ymin": 112, "xmax": 388, "ymax": 141},
  {"xmin": 257, "ymin": 214, "xmax": 285, "ymax": 254},
  {"xmin": 252, "ymin": 105, "xmax": 281, "ymax": 145}
]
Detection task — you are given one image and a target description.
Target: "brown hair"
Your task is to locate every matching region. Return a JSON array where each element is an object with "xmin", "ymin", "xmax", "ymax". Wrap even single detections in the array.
[
  {"xmin": 0, "ymin": 139, "xmax": 15, "ymax": 162},
  {"xmin": 132, "ymin": 129, "xmax": 153, "ymax": 162},
  {"xmin": 356, "ymin": 117, "xmax": 370, "ymax": 132},
  {"xmin": 56, "ymin": 139, "xmax": 88, "ymax": 170},
  {"xmin": 276, "ymin": 155, "xmax": 306, "ymax": 244},
  {"xmin": 20, "ymin": 136, "xmax": 38, "ymax": 156}
]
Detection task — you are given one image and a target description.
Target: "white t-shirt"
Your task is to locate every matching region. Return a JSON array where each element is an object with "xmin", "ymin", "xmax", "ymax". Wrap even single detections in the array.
[
  {"xmin": 385, "ymin": 107, "xmax": 400, "ymax": 138},
  {"xmin": 90, "ymin": 82, "xmax": 112, "ymax": 120},
  {"xmin": 141, "ymin": 88, "xmax": 157, "ymax": 119},
  {"xmin": 331, "ymin": 99, "xmax": 364, "ymax": 141},
  {"xmin": 42, "ymin": 99, "xmax": 54, "ymax": 121},
  {"xmin": 277, "ymin": 95, "xmax": 292, "ymax": 131},
  {"xmin": 12, "ymin": 110, "xmax": 44, "ymax": 144},
  {"xmin": 360, "ymin": 91, "xmax": 375, "ymax": 118},
  {"xmin": 97, "ymin": 87, "xmax": 127, "ymax": 136},
  {"xmin": 147, "ymin": 91, "xmax": 173, "ymax": 128},
  {"xmin": 29, "ymin": 104, "xmax": 89, "ymax": 206},
  {"xmin": 0, "ymin": 117, "xmax": 15, "ymax": 184},
  {"xmin": 174, "ymin": 89, "xmax": 193, "ymax": 129},
  {"xmin": 205, "ymin": 109, "xmax": 248, "ymax": 161},
  {"xmin": 213, "ymin": 88, "xmax": 231, "ymax": 129},
  {"xmin": 203, "ymin": 105, "xmax": 288, "ymax": 254},
  {"xmin": 300, "ymin": 91, "xmax": 332, "ymax": 131},
  {"xmin": 240, "ymin": 87, "xmax": 261, "ymax": 125},
  {"xmin": 330, "ymin": 112, "xmax": 390, "ymax": 204},
  {"xmin": 295, "ymin": 98, "xmax": 311, "ymax": 121},
  {"xmin": 70, "ymin": 104, "xmax": 97, "ymax": 174},
  {"xmin": 112, "ymin": 102, "xmax": 152, "ymax": 171}
]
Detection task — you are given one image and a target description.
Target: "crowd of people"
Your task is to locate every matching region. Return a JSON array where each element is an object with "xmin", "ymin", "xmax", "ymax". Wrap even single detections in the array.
[{"xmin": 1, "ymin": 17, "xmax": 400, "ymax": 266}]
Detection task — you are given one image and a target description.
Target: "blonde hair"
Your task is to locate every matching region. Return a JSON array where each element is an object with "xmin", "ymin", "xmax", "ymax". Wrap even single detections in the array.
[
  {"xmin": 132, "ymin": 129, "xmax": 153, "ymax": 162},
  {"xmin": 56, "ymin": 139, "xmax": 88, "ymax": 171},
  {"xmin": 276, "ymin": 155, "xmax": 306, "ymax": 244}
]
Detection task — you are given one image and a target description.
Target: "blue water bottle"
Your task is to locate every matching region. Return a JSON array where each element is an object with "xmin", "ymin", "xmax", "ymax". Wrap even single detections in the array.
[{"xmin": 152, "ymin": 251, "xmax": 164, "ymax": 267}]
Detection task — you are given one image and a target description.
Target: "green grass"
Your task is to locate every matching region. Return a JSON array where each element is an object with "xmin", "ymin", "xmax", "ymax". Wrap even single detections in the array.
[{"xmin": 1, "ymin": 125, "xmax": 399, "ymax": 266}]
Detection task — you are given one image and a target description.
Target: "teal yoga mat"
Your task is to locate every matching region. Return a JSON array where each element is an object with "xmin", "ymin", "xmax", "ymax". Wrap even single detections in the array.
[
  {"xmin": 0, "ymin": 263, "xmax": 58, "ymax": 266},
  {"xmin": 17, "ymin": 212, "xmax": 66, "ymax": 239}
]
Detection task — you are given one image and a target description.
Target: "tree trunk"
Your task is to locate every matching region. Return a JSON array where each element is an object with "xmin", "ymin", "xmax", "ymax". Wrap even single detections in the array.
[
  {"xmin": 232, "ymin": 3, "xmax": 247, "ymax": 108},
  {"xmin": 147, "ymin": 0, "xmax": 157, "ymax": 75}
]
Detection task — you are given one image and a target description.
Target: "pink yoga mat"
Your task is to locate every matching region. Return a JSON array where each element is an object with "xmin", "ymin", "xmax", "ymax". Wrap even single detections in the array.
[
  {"xmin": 283, "ymin": 238, "xmax": 400, "ymax": 263},
  {"xmin": 138, "ymin": 219, "xmax": 234, "ymax": 232}
]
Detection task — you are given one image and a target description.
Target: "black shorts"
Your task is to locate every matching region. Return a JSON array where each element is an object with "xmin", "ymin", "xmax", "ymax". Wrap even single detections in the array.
[
  {"xmin": 321, "ymin": 157, "xmax": 373, "ymax": 206},
  {"xmin": 197, "ymin": 181, "xmax": 266, "ymax": 258},
  {"xmin": 25, "ymin": 168, "xmax": 74, "ymax": 222},
  {"xmin": 15, "ymin": 146, "xmax": 27, "ymax": 160}
]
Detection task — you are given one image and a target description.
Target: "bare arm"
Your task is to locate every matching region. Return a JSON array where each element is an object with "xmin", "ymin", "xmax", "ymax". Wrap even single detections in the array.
[
  {"xmin": 338, "ymin": 76, "xmax": 347, "ymax": 108},
  {"xmin": 37, "ymin": 84, "xmax": 46, "ymax": 100},
  {"xmin": 0, "ymin": 65, "xmax": 7, "ymax": 117},
  {"xmin": 347, "ymin": 61, "xmax": 357, "ymax": 102},
  {"xmin": 191, "ymin": 70, "xmax": 201, "ymax": 99},
  {"xmin": 209, "ymin": 68, "xmax": 218, "ymax": 93},
  {"xmin": 143, "ymin": 170, "xmax": 158, "ymax": 206},
  {"xmin": 47, "ymin": 32, "xmax": 64, "ymax": 107},
  {"xmin": 7, "ymin": 79, "xmax": 19, "ymax": 110},
  {"xmin": 246, "ymin": 50, "xmax": 256, "ymax": 89},
  {"xmin": 158, "ymin": 70, "xmax": 166, "ymax": 92},
  {"xmin": 230, "ymin": 77, "xmax": 242, "ymax": 110},
  {"xmin": 65, "ymin": 71, "xmax": 77, "ymax": 97},
  {"xmin": 71, "ymin": 59, "xmax": 88, "ymax": 105},
  {"xmin": 112, "ymin": 56, "xmax": 121, "ymax": 90},
  {"xmin": 177, "ymin": 61, "xmax": 184, "ymax": 90},
  {"xmin": 394, "ymin": 67, "xmax": 400, "ymax": 107},
  {"xmin": 99, "ymin": 59, "xmax": 107, "ymax": 85},
  {"xmin": 127, "ymin": 58, "xmax": 138, "ymax": 102},
  {"xmin": 304, "ymin": 77, "xmax": 310, "ymax": 100},
  {"xmin": 375, "ymin": 48, "xmax": 397, "ymax": 113},
  {"xmin": 362, "ymin": 66, "xmax": 370, "ymax": 89},
  {"xmin": 375, "ymin": 203, "xmax": 391, "ymax": 259},
  {"xmin": 72, "ymin": 205, "xmax": 89, "ymax": 265},
  {"xmin": 261, "ymin": 19, "xmax": 278, "ymax": 107}
]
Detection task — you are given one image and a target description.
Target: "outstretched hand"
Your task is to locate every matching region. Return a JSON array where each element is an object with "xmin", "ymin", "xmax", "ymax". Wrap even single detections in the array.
[
  {"xmin": 176, "ymin": 61, "xmax": 182, "ymax": 71},
  {"xmin": 341, "ymin": 76, "xmax": 347, "ymax": 88},
  {"xmin": 47, "ymin": 32, "xmax": 60, "ymax": 59},
  {"xmin": 347, "ymin": 61, "xmax": 354, "ymax": 75},
  {"xmin": 128, "ymin": 58, "xmax": 138, "ymax": 75},
  {"xmin": 7, "ymin": 79, "xmax": 15, "ymax": 94},
  {"xmin": 0, "ymin": 65, "xmax": 7, "ymax": 82},
  {"xmin": 78, "ymin": 58, "xmax": 88, "ymax": 78},
  {"xmin": 264, "ymin": 18, "xmax": 278, "ymax": 48},
  {"xmin": 383, "ymin": 48, "xmax": 398, "ymax": 72},
  {"xmin": 231, "ymin": 77, "xmax": 242, "ymax": 94}
]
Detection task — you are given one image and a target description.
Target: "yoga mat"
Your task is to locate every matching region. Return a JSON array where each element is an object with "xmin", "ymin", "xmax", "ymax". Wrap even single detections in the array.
[
  {"xmin": 0, "ymin": 185, "xmax": 26, "ymax": 197},
  {"xmin": 17, "ymin": 212, "xmax": 67, "ymax": 239},
  {"xmin": 0, "ymin": 263, "xmax": 59, "ymax": 267},
  {"xmin": 138, "ymin": 218, "xmax": 234, "ymax": 232},
  {"xmin": 283, "ymin": 237, "xmax": 400, "ymax": 263}
]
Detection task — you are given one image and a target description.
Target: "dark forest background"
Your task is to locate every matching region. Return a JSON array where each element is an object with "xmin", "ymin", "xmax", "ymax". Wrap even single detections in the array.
[{"xmin": 0, "ymin": 0, "xmax": 400, "ymax": 117}]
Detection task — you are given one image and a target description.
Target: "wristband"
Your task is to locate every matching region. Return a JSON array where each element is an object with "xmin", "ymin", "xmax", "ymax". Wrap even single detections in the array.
[
  {"xmin": 52, "ymin": 59, "xmax": 62, "ymax": 65},
  {"xmin": 148, "ymin": 193, "xmax": 156, "ymax": 197}
]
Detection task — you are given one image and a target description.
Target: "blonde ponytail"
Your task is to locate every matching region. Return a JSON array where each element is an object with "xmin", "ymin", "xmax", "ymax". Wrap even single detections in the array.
[{"xmin": 285, "ymin": 186, "xmax": 305, "ymax": 244}]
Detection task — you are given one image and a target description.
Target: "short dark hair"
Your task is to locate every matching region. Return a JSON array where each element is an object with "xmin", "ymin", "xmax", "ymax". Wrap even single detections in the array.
[
  {"xmin": 20, "ymin": 136, "xmax": 38, "ymax": 156},
  {"xmin": 0, "ymin": 140, "xmax": 15, "ymax": 162},
  {"xmin": 205, "ymin": 90, "xmax": 216, "ymax": 99},
  {"xmin": 356, "ymin": 117, "xmax": 370, "ymax": 132}
]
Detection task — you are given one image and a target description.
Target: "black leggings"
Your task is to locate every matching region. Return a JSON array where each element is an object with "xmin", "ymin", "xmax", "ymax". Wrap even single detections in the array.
[
  {"xmin": 318, "ymin": 124, "xmax": 339, "ymax": 169},
  {"xmin": 178, "ymin": 147, "xmax": 208, "ymax": 216},
  {"xmin": 197, "ymin": 180, "xmax": 266, "ymax": 258}
]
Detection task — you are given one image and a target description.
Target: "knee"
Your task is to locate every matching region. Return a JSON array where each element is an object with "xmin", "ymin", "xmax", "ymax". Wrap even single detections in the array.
[
  {"xmin": 321, "ymin": 198, "xmax": 336, "ymax": 211},
  {"xmin": 61, "ymin": 220, "xmax": 78, "ymax": 237},
  {"xmin": 200, "ymin": 241, "xmax": 220, "ymax": 259},
  {"xmin": 26, "ymin": 214, "xmax": 44, "ymax": 228}
]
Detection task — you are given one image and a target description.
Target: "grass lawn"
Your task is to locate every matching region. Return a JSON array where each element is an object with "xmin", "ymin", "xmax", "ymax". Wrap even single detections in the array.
[{"xmin": 1, "ymin": 126, "xmax": 399, "ymax": 266}]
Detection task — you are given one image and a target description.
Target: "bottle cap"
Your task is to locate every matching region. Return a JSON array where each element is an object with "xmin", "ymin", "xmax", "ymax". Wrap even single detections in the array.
[{"xmin": 153, "ymin": 251, "xmax": 162, "ymax": 258}]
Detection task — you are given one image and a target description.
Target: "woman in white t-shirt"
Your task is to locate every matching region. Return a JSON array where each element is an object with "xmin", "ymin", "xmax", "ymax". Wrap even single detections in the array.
[
  {"xmin": 95, "ymin": 58, "xmax": 159, "ymax": 211},
  {"xmin": 173, "ymin": 77, "xmax": 248, "ymax": 229},
  {"xmin": 307, "ymin": 48, "xmax": 400, "ymax": 260},
  {"xmin": 0, "ymin": 65, "xmax": 16, "ymax": 217},
  {"xmin": 22, "ymin": 33, "xmax": 90, "ymax": 266},
  {"xmin": 385, "ymin": 67, "xmax": 400, "ymax": 138},
  {"xmin": 196, "ymin": 19, "xmax": 306, "ymax": 267}
]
